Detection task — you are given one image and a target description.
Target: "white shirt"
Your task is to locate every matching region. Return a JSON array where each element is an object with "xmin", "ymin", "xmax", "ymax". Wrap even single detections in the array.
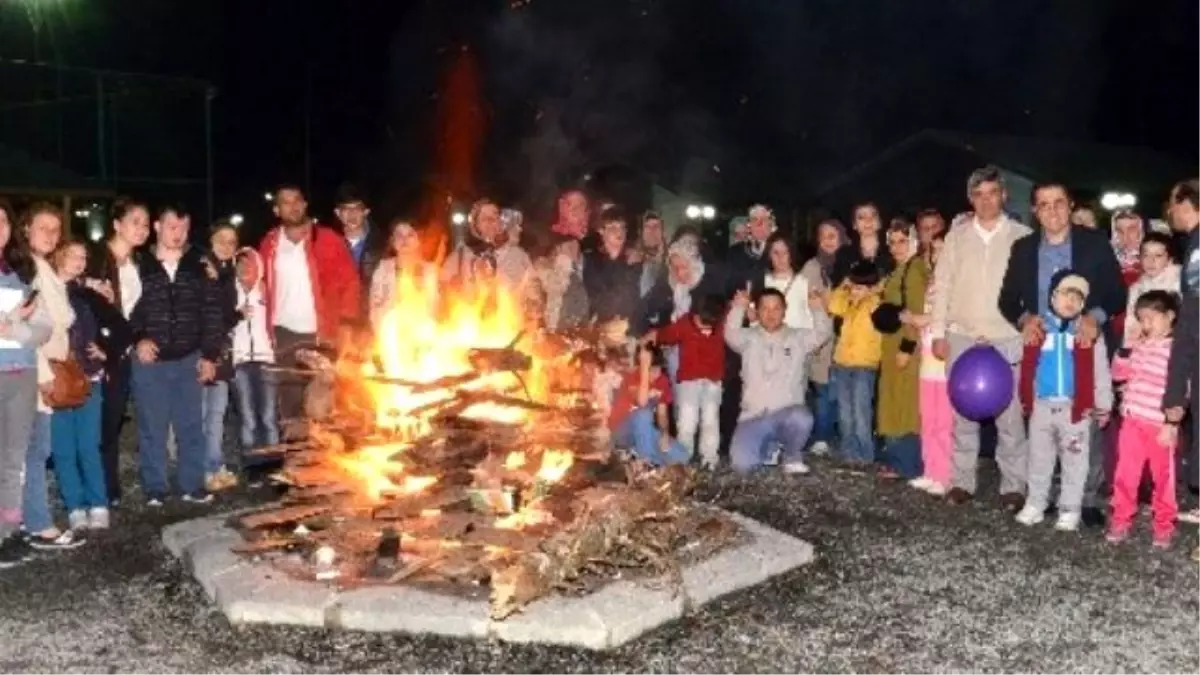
[
  {"xmin": 763, "ymin": 271, "xmax": 813, "ymax": 329},
  {"xmin": 972, "ymin": 215, "xmax": 1006, "ymax": 246},
  {"xmin": 162, "ymin": 259, "xmax": 179, "ymax": 282},
  {"xmin": 273, "ymin": 235, "xmax": 318, "ymax": 333},
  {"xmin": 118, "ymin": 259, "xmax": 142, "ymax": 319}
]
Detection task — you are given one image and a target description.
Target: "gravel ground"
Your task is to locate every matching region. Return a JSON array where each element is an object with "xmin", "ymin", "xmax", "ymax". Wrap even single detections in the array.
[{"xmin": 0, "ymin": 445, "xmax": 1196, "ymax": 673}]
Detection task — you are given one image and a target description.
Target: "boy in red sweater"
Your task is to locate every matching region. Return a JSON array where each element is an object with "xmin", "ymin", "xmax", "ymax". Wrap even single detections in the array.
[{"xmin": 643, "ymin": 293, "xmax": 726, "ymax": 468}]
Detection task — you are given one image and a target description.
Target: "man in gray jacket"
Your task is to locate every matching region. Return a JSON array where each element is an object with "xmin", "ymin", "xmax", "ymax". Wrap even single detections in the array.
[
  {"xmin": 930, "ymin": 166, "xmax": 1033, "ymax": 510},
  {"xmin": 724, "ymin": 286, "xmax": 832, "ymax": 474}
]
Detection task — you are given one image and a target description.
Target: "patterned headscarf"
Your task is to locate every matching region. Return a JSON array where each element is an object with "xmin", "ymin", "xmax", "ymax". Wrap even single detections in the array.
[{"xmin": 666, "ymin": 238, "xmax": 705, "ymax": 320}]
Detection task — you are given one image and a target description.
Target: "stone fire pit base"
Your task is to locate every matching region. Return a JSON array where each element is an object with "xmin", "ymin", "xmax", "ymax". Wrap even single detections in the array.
[{"xmin": 162, "ymin": 509, "xmax": 814, "ymax": 650}]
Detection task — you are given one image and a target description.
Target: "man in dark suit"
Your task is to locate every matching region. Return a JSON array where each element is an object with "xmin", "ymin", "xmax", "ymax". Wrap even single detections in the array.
[{"xmin": 998, "ymin": 181, "xmax": 1126, "ymax": 528}]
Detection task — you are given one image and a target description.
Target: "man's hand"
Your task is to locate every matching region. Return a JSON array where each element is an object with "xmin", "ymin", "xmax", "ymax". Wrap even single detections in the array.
[
  {"xmin": 135, "ymin": 339, "xmax": 158, "ymax": 364},
  {"xmin": 895, "ymin": 352, "xmax": 911, "ymax": 369},
  {"xmin": 86, "ymin": 342, "xmax": 106, "ymax": 363},
  {"xmin": 1157, "ymin": 423, "xmax": 1179, "ymax": 448},
  {"xmin": 732, "ymin": 289, "xmax": 751, "ymax": 310},
  {"xmin": 1020, "ymin": 314, "xmax": 1045, "ymax": 345},
  {"xmin": 1165, "ymin": 407, "xmax": 1186, "ymax": 424},
  {"xmin": 1077, "ymin": 314, "xmax": 1099, "ymax": 346},
  {"xmin": 202, "ymin": 258, "xmax": 218, "ymax": 281},
  {"xmin": 197, "ymin": 358, "xmax": 216, "ymax": 383},
  {"xmin": 931, "ymin": 338, "xmax": 949, "ymax": 361}
]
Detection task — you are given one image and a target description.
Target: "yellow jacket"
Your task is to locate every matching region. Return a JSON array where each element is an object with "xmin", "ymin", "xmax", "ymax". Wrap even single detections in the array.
[{"xmin": 827, "ymin": 287, "xmax": 882, "ymax": 368}]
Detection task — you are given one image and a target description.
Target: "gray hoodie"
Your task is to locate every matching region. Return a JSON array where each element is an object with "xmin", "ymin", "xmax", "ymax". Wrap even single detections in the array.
[{"xmin": 724, "ymin": 304, "xmax": 832, "ymax": 420}]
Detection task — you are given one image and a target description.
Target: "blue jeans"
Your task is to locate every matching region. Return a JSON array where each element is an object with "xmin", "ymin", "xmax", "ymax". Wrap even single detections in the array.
[
  {"xmin": 729, "ymin": 404, "xmax": 814, "ymax": 473},
  {"xmin": 132, "ymin": 353, "xmax": 206, "ymax": 496},
  {"xmin": 201, "ymin": 380, "xmax": 229, "ymax": 474},
  {"xmin": 881, "ymin": 433, "xmax": 922, "ymax": 478},
  {"xmin": 810, "ymin": 373, "xmax": 838, "ymax": 445},
  {"xmin": 232, "ymin": 362, "xmax": 280, "ymax": 463},
  {"xmin": 21, "ymin": 412, "xmax": 53, "ymax": 533},
  {"xmin": 834, "ymin": 366, "xmax": 877, "ymax": 464},
  {"xmin": 612, "ymin": 406, "xmax": 690, "ymax": 467},
  {"xmin": 51, "ymin": 385, "xmax": 107, "ymax": 512}
]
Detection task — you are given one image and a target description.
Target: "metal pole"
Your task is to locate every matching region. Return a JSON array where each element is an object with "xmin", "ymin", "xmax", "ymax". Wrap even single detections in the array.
[
  {"xmin": 96, "ymin": 75, "xmax": 107, "ymax": 182},
  {"xmin": 205, "ymin": 87, "xmax": 216, "ymax": 225}
]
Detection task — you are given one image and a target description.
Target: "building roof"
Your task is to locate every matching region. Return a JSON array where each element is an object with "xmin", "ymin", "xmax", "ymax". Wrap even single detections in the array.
[
  {"xmin": 0, "ymin": 143, "xmax": 112, "ymax": 197},
  {"xmin": 810, "ymin": 128, "xmax": 1192, "ymax": 199}
]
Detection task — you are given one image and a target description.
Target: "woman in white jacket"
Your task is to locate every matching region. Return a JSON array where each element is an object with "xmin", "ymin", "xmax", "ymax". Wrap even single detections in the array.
[
  {"xmin": 230, "ymin": 247, "xmax": 278, "ymax": 470},
  {"xmin": 369, "ymin": 217, "xmax": 438, "ymax": 329},
  {"xmin": 1123, "ymin": 231, "xmax": 1181, "ymax": 344}
]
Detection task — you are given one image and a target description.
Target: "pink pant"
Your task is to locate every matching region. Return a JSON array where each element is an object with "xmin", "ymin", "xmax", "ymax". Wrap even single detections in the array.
[
  {"xmin": 919, "ymin": 378, "xmax": 953, "ymax": 484},
  {"xmin": 1111, "ymin": 417, "xmax": 1177, "ymax": 537}
]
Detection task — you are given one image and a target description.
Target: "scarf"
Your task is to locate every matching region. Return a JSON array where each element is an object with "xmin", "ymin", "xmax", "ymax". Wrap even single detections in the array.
[{"xmin": 667, "ymin": 239, "xmax": 705, "ymax": 320}]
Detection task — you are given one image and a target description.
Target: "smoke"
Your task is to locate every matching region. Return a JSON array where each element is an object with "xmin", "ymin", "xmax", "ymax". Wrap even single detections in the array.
[{"xmin": 484, "ymin": 5, "xmax": 726, "ymax": 212}]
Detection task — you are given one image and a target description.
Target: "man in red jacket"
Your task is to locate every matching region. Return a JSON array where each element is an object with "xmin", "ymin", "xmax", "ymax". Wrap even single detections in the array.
[{"xmin": 259, "ymin": 184, "xmax": 360, "ymax": 423}]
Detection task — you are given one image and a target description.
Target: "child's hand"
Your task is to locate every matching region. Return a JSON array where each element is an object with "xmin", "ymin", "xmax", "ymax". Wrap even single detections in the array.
[
  {"xmin": 1157, "ymin": 423, "xmax": 1179, "ymax": 448},
  {"xmin": 637, "ymin": 346, "xmax": 652, "ymax": 371},
  {"xmin": 639, "ymin": 330, "xmax": 658, "ymax": 345},
  {"xmin": 1165, "ymin": 407, "xmax": 1185, "ymax": 424},
  {"xmin": 658, "ymin": 434, "xmax": 674, "ymax": 454},
  {"xmin": 895, "ymin": 352, "xmax": 911, "ymax": 369}
]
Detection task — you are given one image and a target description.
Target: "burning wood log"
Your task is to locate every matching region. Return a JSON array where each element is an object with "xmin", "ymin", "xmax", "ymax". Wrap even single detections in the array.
[{"xmin": 240, "ymin": 504, "xmax": 335, "ymax": 530}]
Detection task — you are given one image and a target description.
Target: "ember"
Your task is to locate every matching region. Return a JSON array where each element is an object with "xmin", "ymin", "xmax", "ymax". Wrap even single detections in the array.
[{"xmin": 236, "ymin": 269, "xmax": 739, "ymax": 620}]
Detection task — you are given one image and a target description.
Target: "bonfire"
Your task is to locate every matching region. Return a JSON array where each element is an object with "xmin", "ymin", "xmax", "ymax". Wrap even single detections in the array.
[{"xmin": 232, "ymin": 270, "xmax": 739, "ymax": 620}]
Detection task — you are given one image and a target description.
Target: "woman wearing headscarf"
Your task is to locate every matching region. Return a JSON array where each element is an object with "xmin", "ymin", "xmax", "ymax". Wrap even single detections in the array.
[
  {"xmin": 875, "ymin": 219, "xmax": 927, "ymax": 480},
  {"xmin": 798, "ymin": 218, "xmax": 848, "ymax": 455},
  {"xmin": 642, "ymin": 237, "xmax": 718, "ymax": 384}
]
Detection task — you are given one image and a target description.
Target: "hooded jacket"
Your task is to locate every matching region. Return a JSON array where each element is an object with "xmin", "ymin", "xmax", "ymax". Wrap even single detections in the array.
[{"xmin": 232, "ymin": 247, "xmax": 274, "ymax": 365}]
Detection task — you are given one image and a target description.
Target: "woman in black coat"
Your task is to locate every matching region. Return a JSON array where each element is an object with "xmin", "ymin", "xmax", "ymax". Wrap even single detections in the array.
[{"xmin": 830, "ymin": 201, "xmax": 895, "ymax": 287}]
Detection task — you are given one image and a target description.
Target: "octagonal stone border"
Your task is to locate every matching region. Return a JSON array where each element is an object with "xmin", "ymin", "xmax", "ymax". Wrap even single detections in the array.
[{"xmin": 163, "ymin": 508, "xmax": 814, "ymax": 650}]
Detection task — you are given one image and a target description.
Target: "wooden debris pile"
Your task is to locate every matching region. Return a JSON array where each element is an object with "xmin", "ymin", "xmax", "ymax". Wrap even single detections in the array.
[{"xmin": 232, "ymin": 330, "xmax": 740, "ymax": 620}]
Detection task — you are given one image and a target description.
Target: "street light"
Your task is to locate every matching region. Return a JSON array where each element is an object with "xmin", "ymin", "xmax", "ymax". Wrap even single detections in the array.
[
  {"xmin": 229, "ymin": 213, "xmax": 245, "ymax": 227},
  {"xmin": 1100, "ymin": 192, "xmax": 1137, "ymax": 210},
  {"xmin": 686, "ymin": 204, "xmax": 716, "ymax": 221},
  {"xmin": 263, "ymin": 192, "xmax": 274, "ymax": 202},
  {"xmin": 451, "ymin": 212, "xmax": 467, "ymax": 226}
]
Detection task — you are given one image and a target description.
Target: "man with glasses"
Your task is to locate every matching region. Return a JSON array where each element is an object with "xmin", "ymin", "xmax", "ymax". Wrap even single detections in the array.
[{"xmin": 999, "ymin": 181, "xmax": 1126, "ymax": 526}]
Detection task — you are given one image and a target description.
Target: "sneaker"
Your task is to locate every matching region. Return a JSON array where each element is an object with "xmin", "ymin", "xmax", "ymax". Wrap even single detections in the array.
[
  {"xmin": 1105, "ymin": 526, "xmax": 1130, "ymax": 544},
  {"xmin": 781, "ymin": 460, "xmax": 811, "ymax": 475},
  {"xmin": 67, "ymin": 509, "xmax": 88, "ymax": 531},
  {"xmin": 1152, "ymin": 532, "xmax": 1174, "ymax": 550},
  {"xmin": 181, "ymin": 491, "xmax": 213, "ymax": 504},
  {"xmin": 87, "ymin": 507, "xmax": 110, "ymax": 530},
  {"xmin": 925, "ymin": 482, "xmax": 948, "ymax": 497},
  {"xmin": 1177, "ymin": 508, "xmax": 1200, "ymax": 525},
  {"xmin": 1015, "ymin": 505, "xmax": 1045, "ymax": 527},
  {"xmin": 908, "ymin": 477, "xmax": 933, "ymax": 491},
  {"xmin": 145, "ymin": 494, "xmax": 166, "ymax": 508},
  {"xmin": 0, "ymin": 534, "xmax": 33, "ymax": 568},
  {"xmin": 206, "ymin": 467, "xmax": 239, "ymax": 492},
  {"xmin": 809, "ymin": 441, "xmax": 830, "ymax": 457},
  {"xmin": 26, "ymin": 529, "xmax": 85, "ymax": 551},
  {"xmin": 1054, "ymin": 511, "xmax": 1081, "ymax": 532}
]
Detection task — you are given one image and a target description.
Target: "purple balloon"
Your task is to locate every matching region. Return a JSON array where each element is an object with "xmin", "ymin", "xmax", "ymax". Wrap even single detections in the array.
[{"xmin": 948, "ymin": 345, "xmax": 1014, "ymax": 421}]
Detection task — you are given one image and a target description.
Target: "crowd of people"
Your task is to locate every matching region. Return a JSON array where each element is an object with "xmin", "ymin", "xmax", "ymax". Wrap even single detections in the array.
[{"xmin": 0, "ymin": 167, "xmax": 1196, "ymax": 569}]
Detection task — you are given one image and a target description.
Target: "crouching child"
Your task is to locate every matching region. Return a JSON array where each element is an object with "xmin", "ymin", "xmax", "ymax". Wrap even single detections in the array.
[
  {"xmin": 230, "ymin": 248, "xmax": 279, "ymax": 484},
  {"xmin": 724, "ymin": 286, "xmax": 832, "ymax": 474},
  {"xmin": 607, "ymin": 344, "xmax": 689, "ymax": 467},
  {"xmin": 1016, "ymin": 272, "xmax": 1113, "ymax": 532}
]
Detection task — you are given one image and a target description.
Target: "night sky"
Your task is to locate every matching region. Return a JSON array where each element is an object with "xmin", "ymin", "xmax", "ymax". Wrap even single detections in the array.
[{"xmin": 0, "ymin": 0, "xmax": 1196, "ymax": 228}]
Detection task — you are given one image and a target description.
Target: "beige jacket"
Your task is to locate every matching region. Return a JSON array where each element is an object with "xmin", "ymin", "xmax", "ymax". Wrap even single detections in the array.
[
  {"xmin": 32, "ymin": 256, "xmax": 76, "ymax": 412},
  {"xmin": 930, "ymin": 214, "xmax": 1030, "ymax": 342},
  {"xmin": 799, "ymin": 258, "xmax": 833, "ymax": 384}
]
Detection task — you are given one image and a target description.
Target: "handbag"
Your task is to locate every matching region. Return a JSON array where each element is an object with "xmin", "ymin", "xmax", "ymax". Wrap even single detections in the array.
[
  {"xmin": 871, "ymin": 260, "xmax": 913, "ymax": 335},
  {"xmin": 44, "ymin": 356, "xmax": 92, "ymax": 409}
]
